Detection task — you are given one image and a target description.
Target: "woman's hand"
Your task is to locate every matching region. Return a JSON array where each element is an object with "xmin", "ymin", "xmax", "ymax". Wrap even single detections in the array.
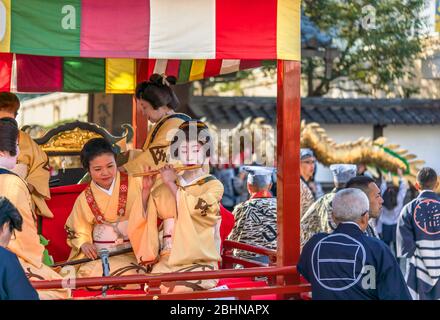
[
  {"xmin": 142, "ymin": 166, "xmax": 157, "ymax": 192},
  {"xmin": 81, "ymin": 243, "xmax": 98, "ymax": 260},
  {"xmin": 160, "ymin": 165, "xmax": 177, "ymax": 185}
]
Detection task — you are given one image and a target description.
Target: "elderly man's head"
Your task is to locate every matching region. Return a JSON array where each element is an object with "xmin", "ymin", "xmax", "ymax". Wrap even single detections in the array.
[{"xmin": 332, "ymin": 188, "xmax": 370, "ymax": 231}]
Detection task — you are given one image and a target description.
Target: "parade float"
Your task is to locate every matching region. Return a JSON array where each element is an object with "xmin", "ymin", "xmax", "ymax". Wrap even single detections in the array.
[{"xmin": 0, "ymin": 0, "xmax": 308, "ymax": 299}]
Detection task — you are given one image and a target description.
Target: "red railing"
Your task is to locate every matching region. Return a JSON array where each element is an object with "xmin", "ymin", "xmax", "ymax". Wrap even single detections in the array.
[
  {"xmin": 31, "ymin": 234, "xmax": 311, "ymax": 300},
  {"xmin": 31, "ymin": 266, "xmax": 310, "ymax": 300}
]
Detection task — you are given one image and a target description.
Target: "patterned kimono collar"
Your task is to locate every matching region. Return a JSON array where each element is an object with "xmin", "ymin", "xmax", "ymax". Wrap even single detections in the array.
[
  {"xmin": 250, "ymin": 190, "xmax": 273, "ymax": 199},
  {"xmin": 0, "ymin": 166, "xmax": 28, "ymax": 190},
  {"xmin": 0, "ymin": 166, "xmax": 15, "ymax": 175},
  {"xmin": 177, "ymin": 173, "xmax": 214, "ymax": 189},
  {"xmin": 418, "ymin": 190, "xmax": 437, "ymax": 199},
  {"xmin": 93, "ymin": 175, "xmax": 116, "ymax": 196},
  {"xmin": 86, "ymin": 171, "xmax": 129, "ymax": 224},
  {"xmin": 0, "ymin": 166, "xmax": 13, "ymax": 173}
]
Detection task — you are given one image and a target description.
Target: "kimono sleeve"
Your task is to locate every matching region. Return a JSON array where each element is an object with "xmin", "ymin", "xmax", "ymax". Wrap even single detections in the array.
[
  {"xmin": 300, "ymin": 200, "xmax": 321, "ymax": 248},
  {"xmin": 177, "ymin": 180, "xmax": 224, "ymax": 228},
  {"xmin": 228, "ymin": 203, "xmax": 246, "ymax": 242},
  {"xmin": 4, "ymin": 253, "xmax": 39, "ymax": 300},
  {"xmin": 128, "ymin": 194, "xmax": 160, "ymax": 265},
  {"xmin": 151, "ymin": 183, "xmax": 177, "ymax": 220},
  {"xmin": 65, "ymin": 195, "xmax": 94, "ymax": 254},
  {"xmin": 5, "ymin": 178, "xmax": 44, "ymax": 268},
  {"xmin": 396, "ymin": 202, "xmax": 416, "ymax": 258},
  {"xmin": 123, "ymin": 120, "xmax": 180, "ymax": 174},
  {"xmin": 17, "ymin": 131, "xmax": 50, "ymax": 199},
  {"xmin": 300, "ymin": 179, "xmax": 314, "ymax": 217},
  {"xmin": 377, "ymin": 246, "xmax": 412, "ymax": 300}
]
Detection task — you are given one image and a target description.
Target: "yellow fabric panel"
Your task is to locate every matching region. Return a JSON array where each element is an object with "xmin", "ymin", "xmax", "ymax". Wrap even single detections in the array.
[
  {"xmin": 0, "ymin": 0, "xmax": 11, "ymax": 52},
  {"xmin": 277, "ymin": 0, "xmax": 301, "ymax": 61},
  {"xmin": 105, "ymin": 58, "xmax": 136, "ymax": 94},
  {"xmin": 189, "ymin": 59, "xmax": 207, "ymax": 81}
]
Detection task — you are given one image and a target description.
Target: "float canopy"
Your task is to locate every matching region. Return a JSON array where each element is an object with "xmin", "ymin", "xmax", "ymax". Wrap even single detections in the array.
[{"xmin": 0, "ymin": 0, "xmax": 300, "ymax": 93}]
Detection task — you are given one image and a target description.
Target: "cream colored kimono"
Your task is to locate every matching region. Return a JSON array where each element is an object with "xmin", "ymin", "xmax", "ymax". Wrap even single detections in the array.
[
  {"xmin": 65, "ymin": 172, "xmax": 149, "ymax": 286},
  {"xmin": 0, "ymin": 170, "xmax": 70, "ymax": 300},
  {"xmin": 13, "ymin": 131, "xmax": 53, "ymax": 218},
  {"xmin": 129, "ymin": 173, "xmax": 224, "ymax": 293}
]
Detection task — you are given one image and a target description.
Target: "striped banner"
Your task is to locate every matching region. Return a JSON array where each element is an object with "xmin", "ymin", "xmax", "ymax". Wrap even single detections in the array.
[
  {"xmin": 0, "ymin": 0, "xmax": 300, "ymax": 61},
  {"xmin": 0, "ymin": 54, "xmax": 266, "ymax": 93}
]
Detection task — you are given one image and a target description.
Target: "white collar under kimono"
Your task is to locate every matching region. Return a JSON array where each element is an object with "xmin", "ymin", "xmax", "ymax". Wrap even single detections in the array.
[
  {"xmin": 93, "ymin": 177, "xmax": 116, "ymax": 196},
  {"xmin": 178, "ymin": 174, "xmax": 208, "ymax": 188}
]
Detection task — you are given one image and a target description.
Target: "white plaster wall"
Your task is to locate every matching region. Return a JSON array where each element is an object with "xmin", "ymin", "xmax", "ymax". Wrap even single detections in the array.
[
  {"xmin": 18, "ymin": 93, "xmax": 88, "ymax": 127},
  {"xmin": 383, "ymin": 125, "xmax": 440, "ymax": 174},
  {"xmin": 312, "ymin": 124, "xmax": 440, "ymax": 183}
]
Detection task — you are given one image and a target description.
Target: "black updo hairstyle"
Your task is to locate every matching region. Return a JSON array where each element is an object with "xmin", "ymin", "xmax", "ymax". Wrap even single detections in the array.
[
  {"xmin": 0, "ymin": 197, "xmax": 23, "ymax": 233},
  {"xmin": 135, "ymin": 74, "xmax": 180, "ymax": 110},
  {"xmin": 0, "ymin": 117, "xmax": 18, "ymax": 156},
  {"xmin": 170, "ymin": 120, "xmax": 213, "ymax": 159},
  {"xmin": 80, "ymin": 138, "xmax": 117, "ymax": 171}
]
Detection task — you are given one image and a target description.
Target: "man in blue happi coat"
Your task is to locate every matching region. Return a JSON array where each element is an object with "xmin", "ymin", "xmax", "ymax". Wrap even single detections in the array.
[
  {"xmin": 0, "ymin": 197, "xmax": 39, "ymax": 300},
  {"xmin": 397, "ymin": 167, "xmax": 440, "ymax": 300},
  {"xmin": 298, "ymin": 188, "xmax": 411, "ymax": 300}
]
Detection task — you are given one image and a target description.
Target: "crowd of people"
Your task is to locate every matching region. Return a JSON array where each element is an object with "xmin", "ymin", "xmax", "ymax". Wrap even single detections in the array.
[
  {"xmin": 0, "ymin": 75, "xmax": 439, "ymax": 300},
  {"xmin": 296, "ymin": 148, "xmax": 440, "ymax": 300},
  {"xmin": 221, "ymin": 147, "xmax": 440, "ymax": 300}
]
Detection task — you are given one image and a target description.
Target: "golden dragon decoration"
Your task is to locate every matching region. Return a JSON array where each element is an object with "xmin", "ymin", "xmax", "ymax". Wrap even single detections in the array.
[{"xmin": 202, "ymin": 116, "xmax": 425, "ymax": 186}]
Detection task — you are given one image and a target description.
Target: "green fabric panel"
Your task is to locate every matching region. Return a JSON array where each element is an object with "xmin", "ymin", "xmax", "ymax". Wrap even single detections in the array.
[
  {"xmin": 177, "ymin": 60, "xmax": 193, "ymax": 84},
  {"xmin": 11, "ymin": 0, "xmax": 81, "ymax": 56},
  {"xmin": 63, "ymin": 57, "xmax": 105, "ymax": 92}
]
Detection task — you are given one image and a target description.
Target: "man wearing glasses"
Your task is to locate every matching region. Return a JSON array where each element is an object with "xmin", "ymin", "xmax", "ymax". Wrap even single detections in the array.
[
  {"xmin": 300, "ymin": 148, "xmax": 316, "ymax": 218},
  {"xmin": 298, "ymin": 188, "xmax": 410, "ymax": 300}
]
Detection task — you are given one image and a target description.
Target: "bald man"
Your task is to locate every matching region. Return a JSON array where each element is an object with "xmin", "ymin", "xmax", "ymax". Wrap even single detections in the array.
[{"xmin": 298, "ymin": 188, "xmax": 410, "ymax": 300}]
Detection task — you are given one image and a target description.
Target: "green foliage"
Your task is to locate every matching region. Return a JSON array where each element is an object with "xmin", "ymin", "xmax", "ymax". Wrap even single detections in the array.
[{"xmin": 303, "ymin": 0, "xmax": 428, "ymax": 97}]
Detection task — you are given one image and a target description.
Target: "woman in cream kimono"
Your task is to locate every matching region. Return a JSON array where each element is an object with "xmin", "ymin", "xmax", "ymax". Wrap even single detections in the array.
[
  {"xmin": 0, "ymin": 93, "xmax": 53, "ymax": 219},
  {"xmin": 0, "ymin": 118, "xmax": 70, "ymax": 300},
  {"xmin": 65, "ymin": 138, "xmax": 150, "ymax": 285},
  {"xmin": 122, "ymin": 74, "xmax": 191, "ymax": 175},
  {"xmin": 129, "ymin": 120, "xmax": 224, "ymax": 293}
]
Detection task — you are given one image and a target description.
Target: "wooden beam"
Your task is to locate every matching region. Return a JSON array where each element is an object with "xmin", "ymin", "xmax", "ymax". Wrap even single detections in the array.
[{"xmin": 276, "ymin": 60, "xmax": 301, "ymax": 296}]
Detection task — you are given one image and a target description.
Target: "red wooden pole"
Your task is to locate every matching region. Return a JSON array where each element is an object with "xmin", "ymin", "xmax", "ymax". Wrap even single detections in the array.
[
  {"xmin": 132, "ymin": 95, "xmax": 149, "ymax": 149},
  {"xmin": 276, "ymin": 60, "xmax": 301, "ymax": 292}
]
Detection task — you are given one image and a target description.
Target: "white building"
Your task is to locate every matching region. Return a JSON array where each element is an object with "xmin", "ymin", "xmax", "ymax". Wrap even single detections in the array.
[
  {"xmin": 17, "ymin": 93, "xmax": 89, "ymax": 128},
  {"xmin": 189, "ymin": 96, "xmax": 440, "ymax": 184}
]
